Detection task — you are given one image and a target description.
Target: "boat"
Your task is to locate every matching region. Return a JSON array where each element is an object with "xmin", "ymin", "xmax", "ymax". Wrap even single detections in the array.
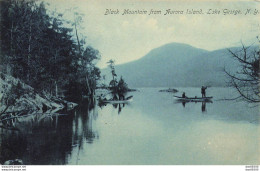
[
  {"xmin": 102, "ymin": 96, "xmax": 133, "ymax": 104},
  {"xmin": 174, "ymin": 95, "xmax": 213, "ymax": 102}
]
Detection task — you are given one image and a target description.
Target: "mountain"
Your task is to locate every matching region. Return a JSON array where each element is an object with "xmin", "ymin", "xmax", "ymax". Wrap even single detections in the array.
[{"xmin": 101, "ymin": 42, "xmax": 249, "ymax": 87}]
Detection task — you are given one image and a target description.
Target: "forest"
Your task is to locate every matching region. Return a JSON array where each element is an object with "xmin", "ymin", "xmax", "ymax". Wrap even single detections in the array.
[{"xmin": 0, "ymin": 0, "xmax": 101, "ymax": 102}]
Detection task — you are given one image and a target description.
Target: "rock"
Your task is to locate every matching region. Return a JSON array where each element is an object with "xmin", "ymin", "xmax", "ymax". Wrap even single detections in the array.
[
  {"xmin": 0, "ymin": 72, "xmax": 65, "ymax": 115},
  {"xmin": 159, "ymin": 88, "xmax": 178, "ymax": 93}
]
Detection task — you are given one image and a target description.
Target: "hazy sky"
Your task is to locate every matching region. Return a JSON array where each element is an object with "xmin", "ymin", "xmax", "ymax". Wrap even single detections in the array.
[{"xmin": 46, "ymin": 0, "xmax": 259, "ymax": 68}]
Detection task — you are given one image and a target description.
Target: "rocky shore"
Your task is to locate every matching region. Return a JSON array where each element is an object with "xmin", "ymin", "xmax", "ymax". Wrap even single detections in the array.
[{"xmin": 0, "ymin": 72, "xmax": 77, "ymax": 128}]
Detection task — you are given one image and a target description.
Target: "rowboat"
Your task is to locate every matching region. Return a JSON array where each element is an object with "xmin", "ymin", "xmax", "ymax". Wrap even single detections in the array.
[
  {"xmin": 174, "ymin": 96, "xmax": 213, "ymax": 102},
  {"xmin": 102, "ymin": 96, "xmax": 133, "ymax": 104}
]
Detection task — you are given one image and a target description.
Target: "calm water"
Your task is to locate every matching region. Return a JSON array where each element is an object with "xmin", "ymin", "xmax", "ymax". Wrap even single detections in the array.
[{"xmin": 0, "ymin": 87, "xmax": 259, "ymax": 165}]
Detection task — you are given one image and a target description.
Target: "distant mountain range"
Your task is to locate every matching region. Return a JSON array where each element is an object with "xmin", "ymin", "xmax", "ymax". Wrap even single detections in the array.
[{"xmin": 101, "ymin": 42, "xmax": 254, "ymax": 87}]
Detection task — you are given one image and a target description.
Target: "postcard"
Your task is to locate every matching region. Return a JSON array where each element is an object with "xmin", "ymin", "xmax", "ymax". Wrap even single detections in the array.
[{"xmin": 0, "ymin": 0, "xmax": 259, "ymax": 168}]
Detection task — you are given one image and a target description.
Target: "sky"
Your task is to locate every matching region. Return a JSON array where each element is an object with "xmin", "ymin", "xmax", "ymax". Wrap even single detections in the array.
[{"xmin": 45, "ymin": 0, "xmax": 260, "ymax": 68}]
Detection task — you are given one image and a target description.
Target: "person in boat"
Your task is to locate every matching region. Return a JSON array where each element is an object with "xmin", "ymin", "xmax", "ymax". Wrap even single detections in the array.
[
  {"xmin": 118, "ymin": 87, "xmax": 125, "ymax": 100},
  {"xmin": 182, "ymin": 92, "xmax": 186, "ymax": 98},
  {"xmin": 201, "ymin": 86, "xmax": 207, "ymax": 97},
  {"xmin": 113, "ymin": 94, "xmax": 118, "ymax": 100},
  {"xmin": 118, "ymin": 93, "xmax": 125, "ymax": 100}
]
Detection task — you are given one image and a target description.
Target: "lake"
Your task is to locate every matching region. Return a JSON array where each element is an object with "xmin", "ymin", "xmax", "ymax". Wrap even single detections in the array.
[{"xmin": 0, "ymin": 87, "xmax": 259, "ymax": 165}]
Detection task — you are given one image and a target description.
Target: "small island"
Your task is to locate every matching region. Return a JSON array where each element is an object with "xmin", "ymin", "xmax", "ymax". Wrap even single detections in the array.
[{"xmin": 159, "ymin": 88, "xmax": 178, "ymax": 93}]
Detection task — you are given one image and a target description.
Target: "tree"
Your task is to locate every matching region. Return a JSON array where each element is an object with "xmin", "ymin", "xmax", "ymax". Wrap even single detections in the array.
[
  {"xmin": 224, "ymin": 40, "xmax": 259, "ymax": 103},
  {"xmin": 107, "ymin": 59, "xmax": 117, "ymax": 89},
  {"xmin": 0, "ymin": 0, "xmax": 101, "ymax": 102},
  {"xmin": 117, "ymin": 76, "xmax": 128, "ymax": 95},
  {"xmin": 0, "ymin": 82, "xmax": 24, "ymax": 115},
  {"xmin": 105, "ymin": 60, "xmax": 129, "ymax": 100},
  {"xmin": 0, "ymin": 0, "xmax": 51, "ymax": 83}
]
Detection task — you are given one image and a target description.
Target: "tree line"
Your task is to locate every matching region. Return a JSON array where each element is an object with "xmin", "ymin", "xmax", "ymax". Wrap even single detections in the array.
[{"xmin": 0, "ymin": 0, "xmax": 101, "ymax": 102}]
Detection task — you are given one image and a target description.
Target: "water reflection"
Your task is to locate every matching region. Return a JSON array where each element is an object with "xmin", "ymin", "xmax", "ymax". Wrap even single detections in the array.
[
  {"xmin": 182, "ymin": 102, "xmax": 186, "ymax": 108},
  {"xmin": 0, "ymin": 88, "xmax": 259, "ymax": 165},
  {"xmin": 98, "ymin": 102, "xmax": 127, "ymax": 114},
  {"xmin": 0, "ymin": 99, "xmax": 97, "ymax": 165},
  {"xmin": 201, "ymin": 102, "xmax": 206, "ymax": 112},
  {"xmin": 179, "ymin": 101, "xmax": 209, "ymax": 112},
  {"xmin": 0, "ymin": 113, "xmax": 73, "ymax": 164},
  {"xmin": 113, "ymin": 103, "xmax": 126, "ymax": 114}
]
